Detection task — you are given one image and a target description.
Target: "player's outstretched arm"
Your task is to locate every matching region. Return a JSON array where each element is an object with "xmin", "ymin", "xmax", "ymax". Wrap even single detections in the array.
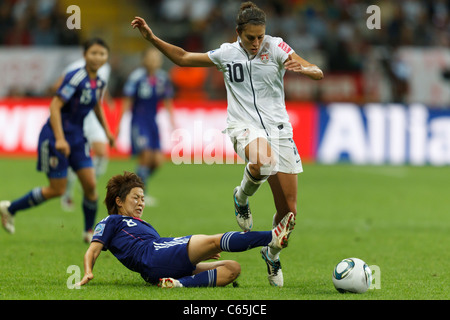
[
  {"xmin": 131, "ymin": 16, "xmax": 214, "ymax": 68},
  {"xmin": 77, "ymin": 241, "xmax": 104, "ymax": 286}
]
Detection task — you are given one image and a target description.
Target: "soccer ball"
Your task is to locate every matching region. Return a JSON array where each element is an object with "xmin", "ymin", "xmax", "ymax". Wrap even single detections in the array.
[{"xmin": 332, "ymin": 258, "xmax": 372, "ymax": 293}]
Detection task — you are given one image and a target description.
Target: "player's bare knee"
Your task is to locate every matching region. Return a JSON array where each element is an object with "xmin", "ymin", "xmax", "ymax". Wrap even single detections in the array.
[
  {"xmin": 225, "ymin": 261, "xmax": 241, "ymax": 282},
  {"xmin": 53, "ymin": 187, "xmax": 66, "ymax": 198},
  {"xmin": 250, "ymin": 156, "xmax": 277, "ymax": 177}
]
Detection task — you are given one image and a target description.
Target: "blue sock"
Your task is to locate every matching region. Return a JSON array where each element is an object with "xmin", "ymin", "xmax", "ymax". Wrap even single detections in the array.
[
  {"xmin": 220, "ymin": 231, "xmax": 272, "ymax": 252},
  {"xmin": 9, "ymin": 187, "xmax": 45, "ymax": 215},
  {"xmin": 82, "ymin": 197, "xmax": 97, "ymax": 232},
  {"xmin": 136, "ymin": 165, "xmax": 151, "ymax": 190},
  {"xmin": 178, "ymin": 269, "xmax": 217, "ymax": 287}
]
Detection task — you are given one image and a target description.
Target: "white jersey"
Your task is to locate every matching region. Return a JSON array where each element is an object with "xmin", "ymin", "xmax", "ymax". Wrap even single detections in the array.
[{"xmin": 208, "ymin": 35, "xmax": 294, "ymax": 134}]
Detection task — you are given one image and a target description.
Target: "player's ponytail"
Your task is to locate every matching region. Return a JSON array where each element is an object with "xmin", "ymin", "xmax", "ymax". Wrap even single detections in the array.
[{"xmin": 236, "ymin": 1, "xmax": 266, "ymax": 34}]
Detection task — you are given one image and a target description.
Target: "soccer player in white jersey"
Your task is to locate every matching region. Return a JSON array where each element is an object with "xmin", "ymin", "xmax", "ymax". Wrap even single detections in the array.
[{"xmin": 131, "ymin": 1, "xmax": 323, "ymax": 286}]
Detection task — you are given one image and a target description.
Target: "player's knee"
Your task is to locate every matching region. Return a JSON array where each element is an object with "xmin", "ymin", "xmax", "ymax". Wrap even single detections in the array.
[
  {"xmin": 81, "ymin": 180, "xmax": 97, "ymax": 196},
  {"xmin": 250, "ymin": 155, "xmax": 277, "ymax": 177},
  {"xmin": 51, "ymin": 187, "xmax": 66, "ymax": 198},
  {"xmin": 225, "ymin": 260, "xmax": 241, "ymax": 282}
]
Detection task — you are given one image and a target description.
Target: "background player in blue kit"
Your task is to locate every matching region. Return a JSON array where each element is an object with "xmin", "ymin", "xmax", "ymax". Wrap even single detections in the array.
[
  {"xmin": 0, "ymin": 38, "xmax": 115, "ymax": 242},
  {"xmin": 121, "ymin": 47, "xmax": 176, "ymax": 205},
  {"xmin": 77, "ymin": 171, "xmax": 295, "ymax": 288}
]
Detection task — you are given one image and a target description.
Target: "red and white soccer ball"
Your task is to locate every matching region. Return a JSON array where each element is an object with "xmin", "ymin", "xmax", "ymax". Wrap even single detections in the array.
[{"xmin": 332, "ymin": 258, "xmax": 372, "ymax": 293}]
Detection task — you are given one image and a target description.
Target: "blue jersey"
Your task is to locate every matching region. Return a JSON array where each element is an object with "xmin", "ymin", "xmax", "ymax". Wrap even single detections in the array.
[
  {"xmin": 54, "ymin": 67, "xmax": 105, "ymax": 143},
  {"xmin": 37, "ymin": 67, "xmax": 105, "ymax": 177},
  {"xmin": 92, "ymin": 214, "xmax": 195, "ymax": 283},
  {"xmin": 92, "ymin": 215, "xmax": 160, "ymax": 273},
  {"xmin": 123, "ymin": 68, "xmax": 173, "ymax": 126}
]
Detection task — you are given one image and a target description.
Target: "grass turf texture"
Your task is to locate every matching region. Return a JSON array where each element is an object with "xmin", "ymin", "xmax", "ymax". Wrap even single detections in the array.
[{"xmin": 0, "ymin": 158, "xmax": 448, "ymax": 300}]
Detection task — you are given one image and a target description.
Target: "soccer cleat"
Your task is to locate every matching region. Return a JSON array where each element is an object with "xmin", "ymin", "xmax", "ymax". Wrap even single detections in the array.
[
  {"xmin": 261, "ymin": 246, "xmax": 283, "ymax": 287},
  {"xmin": 0, "ymin": 201, "xmax": 15, "ymax": 234},
  {"xmin": 144, "ymin": 194, "xmax": 158, "ymax": 207},
  {"xmin": 83, "ymin": 229, "xmax": 94, "ymax": 243},
  {"xmin": 158, "ymin": 278, "xmax": 183, "ymax": 288},
  {"xmin": 268, "ymin": 212, "xmax": 295, "ymax": 250},
  {"xmin": 233, "ymin": 187, "xmax": 253, "ymax": 231},
  {"xmin": 60, "ymin": 195, "xmax": 75, "ymax": 212}
]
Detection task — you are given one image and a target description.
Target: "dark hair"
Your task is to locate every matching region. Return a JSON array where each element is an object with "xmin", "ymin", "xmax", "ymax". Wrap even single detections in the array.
[
  {"xmin": 104, "ymin": 171, "xmax": 145, "ymax": 215},
  {"xmin": 236, "ymin": 1, "xmax": 266, "ymax": 34},
  {"xmin": 83, "ymin": 37, "xmax": 109, "ymax": 53}
]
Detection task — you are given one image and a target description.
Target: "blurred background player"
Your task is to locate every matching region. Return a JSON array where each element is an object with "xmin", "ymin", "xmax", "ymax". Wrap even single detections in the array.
[
  {"xmin": 77, "ymin": 171, "xmax": 295, "ymax": 288},
  {"xmin": 131, "ymin": 1, "xmax": 323, "ymax": 286},
  {"xmin": 51, "ymin": 58, "xmax": 113, "ymax": 212},
  {"xmin": 0, "ymin": 38, "xmax": 115, "ymax": 242},
  {"xmin": 121, "ymin": 47, "xmax": 176, "ymax": 205}
]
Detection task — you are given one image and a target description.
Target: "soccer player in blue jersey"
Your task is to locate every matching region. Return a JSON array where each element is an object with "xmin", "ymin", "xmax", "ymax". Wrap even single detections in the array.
[
  {"xmin": 0, "ymin": 38, "xmax": 115, "ymax": 242},
  {"xmin": 121, "ymin": 47, "xmax": 176, "ymax": 205},
  {"xmin": 77, "ymin": 171, "xmax": 295, "ymax": 288}
]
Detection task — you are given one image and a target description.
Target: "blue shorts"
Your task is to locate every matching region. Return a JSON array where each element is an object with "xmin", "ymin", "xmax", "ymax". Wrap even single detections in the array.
[
  {"xmin": 131, "ymin": 122, "xmax": 161, "ymax": 155},
  {"xmin": 140, "ymin": 235, "xmax": 195, "ymax": 284},
  {"xmin": 37, "ymin": 124, "xmax": 93, "ymax": 178}
]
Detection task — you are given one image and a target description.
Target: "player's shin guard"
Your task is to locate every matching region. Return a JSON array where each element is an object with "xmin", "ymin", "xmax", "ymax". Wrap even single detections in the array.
[
  {"xmin": 236, "ymin": 164, "xmax": 268, "ymax": 206},
  {"xmin": 82, "ymin": 197, "xmax": 97, "ymax": 232},
  {"xmin": 178, "ymin": 269, "xmax": 217, "ymax": 287},
  {"xmin": 136, "ymin": 165, "xmax": 150, "ymax": 190},
  {"xmin": 220, "ymin": 231, "xmax": 272, "ymax": 252},
  {"xmin": 8, "ymin": 187, "xmax": 45, "ymax": 215}
]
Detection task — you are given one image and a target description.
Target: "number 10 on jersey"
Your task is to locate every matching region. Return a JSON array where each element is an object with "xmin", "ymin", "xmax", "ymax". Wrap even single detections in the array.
[{"xmin": 227, "ymin": 63, "xmax": 244, "ymax": 83}]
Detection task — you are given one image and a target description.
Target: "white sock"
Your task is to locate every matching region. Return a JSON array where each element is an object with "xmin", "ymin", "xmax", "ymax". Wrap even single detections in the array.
[
  {"xmin": 63, "ymin": 168, "xmax": 77, "ymax": 199},
  {"xmin": 236, "ymin": 164, "xmax": 268, "ymax": 206},
  {"xmin": 93, "ymin": 156, "xmax": 108, "ymax": 178}
]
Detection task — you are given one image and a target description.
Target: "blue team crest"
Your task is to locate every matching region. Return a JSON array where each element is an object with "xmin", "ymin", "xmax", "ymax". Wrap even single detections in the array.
[{"xmin": 94, "ymin": 223, "xmax": 105, "ymax": 236}]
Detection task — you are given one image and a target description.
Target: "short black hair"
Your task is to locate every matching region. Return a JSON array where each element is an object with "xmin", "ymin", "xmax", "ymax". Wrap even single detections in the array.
[
  {"xmin": 83, "ymin": 37, "xmax": 109, "ymax": 53},
  {"xmin": 104, "ymin": 171, "xmax": 145, "ymax": 215}
]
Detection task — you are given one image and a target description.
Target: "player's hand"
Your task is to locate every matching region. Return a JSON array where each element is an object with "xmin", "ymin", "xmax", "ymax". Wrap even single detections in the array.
[
  {"xmin": 284, "ymin": 54, "xmax": 303, "ymax": 73},
  {"xmin": 107, "ymin": 132, "xmax": 116, "ymax": 149},
  {"xmin": 208, "ymin": 253, "xmax": 221, "ymax": 260},
  {"xmin": 55, "ymin": 138, "xmax": 70, "ymax": 157},
  {"xmin": 284, "ymin": 54, "xmax": 324, "ymax": 80},
  {"xmin": 76, "ymin": 272, "xmax": 94, "ymax": 286},
  {"xmin": 131, "ymin": 16, "xmax": 154, "ymax": 42}
]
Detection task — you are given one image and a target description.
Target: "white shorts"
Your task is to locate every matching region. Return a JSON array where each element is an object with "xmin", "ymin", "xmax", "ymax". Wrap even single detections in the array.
[
  {"xmin": 226, "ymin": 123, "xmax": 303, "ymax": 175},
  {"xmin": 83, "ymin": 110, "xmax": 108, "ymax": 145}
]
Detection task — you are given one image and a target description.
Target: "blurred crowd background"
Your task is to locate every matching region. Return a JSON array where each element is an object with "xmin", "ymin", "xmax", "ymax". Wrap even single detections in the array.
[{"xmin": 0, "ymin": 0, "xmax": 449, "ymax": 106}]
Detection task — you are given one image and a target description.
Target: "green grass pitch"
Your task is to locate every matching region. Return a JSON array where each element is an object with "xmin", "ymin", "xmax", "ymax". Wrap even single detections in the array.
[{"xmin": 0, "ymin": 157, "xmax": 448, "ymax": 300}]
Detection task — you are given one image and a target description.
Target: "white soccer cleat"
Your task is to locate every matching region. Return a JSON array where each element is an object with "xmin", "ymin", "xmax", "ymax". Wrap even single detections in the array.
[
  {"xmin": 0, "ymin": 201, "xmax": 15, "ymax": 234},
  {"xmin": 60, "ymin": 195, "xmax": 75, "ymax": 212},
  {"xmin": 158, "ymin": 278, "xmax": 183, "ymax": 288},
  {"xmin": 144, "ymin": 194, "xmax": 158, "ymax": 207},
  {"xmin": 233, "ymin": 187, "xmax": 253, "ymax": 231},
  {"xmin": 261, "ymin": 246, "xmax": 283, "ymax": 287},
  {"xmin": 268, "ymin": 212, "xmax": 295, "ymax": 250},
  {"xmin": 83, "ymin": 229, "xmax": 94, "ymax": 243}
]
